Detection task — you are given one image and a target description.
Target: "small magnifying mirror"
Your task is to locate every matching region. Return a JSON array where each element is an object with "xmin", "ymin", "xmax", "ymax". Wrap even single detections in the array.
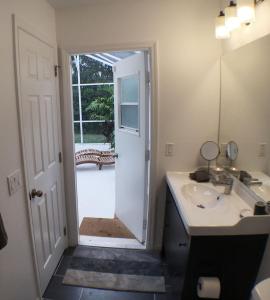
[
  {"xmin": 226, "ymin": 141, "xmax": 238, "ymax": 162},
  {"xmin": 200, "ymin": 141, "xmax": 220, "ymax": 161},
  {"xmin": 200, "ymin": 141, "xmax": 220, "ymax": 173}
]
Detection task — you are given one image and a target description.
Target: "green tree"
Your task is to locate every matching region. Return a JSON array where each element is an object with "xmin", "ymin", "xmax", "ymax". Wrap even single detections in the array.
[
  {"xmin": 86, "ymin": 94, "xmax": 115, "ymax": 148},
  {"xmin": 71, "ymin": 55, "xmax": 115, "ymax": 146},
  {"xmin": 80, "ymin": 55, "xmax": 113, "ymax": 84},
  {"xmin": 71, "ymin": 55, "xmax": 113, "ymax": 84},
  {"xmin": 81, "ymin": 85, "xmax": 113, "ymax": 120}
]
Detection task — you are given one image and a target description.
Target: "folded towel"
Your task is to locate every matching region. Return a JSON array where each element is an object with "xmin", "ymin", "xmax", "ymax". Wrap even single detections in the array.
[
  {"xmin": 0, "ymin": 213, "xmax": 8, "ymax": 250},
  {"xmin": 189, "ymin": 170, "xmax": 210, "ymax": 183}
]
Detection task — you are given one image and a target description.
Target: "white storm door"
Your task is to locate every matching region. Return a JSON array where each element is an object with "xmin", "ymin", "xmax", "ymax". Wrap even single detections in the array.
[
  {"xmin": 17, "ymin": 28, "xmax": 66, "ymax": 293},
  {"xmin": 114, "ymin": 52, "xmax": 150, "ymax": 243}
]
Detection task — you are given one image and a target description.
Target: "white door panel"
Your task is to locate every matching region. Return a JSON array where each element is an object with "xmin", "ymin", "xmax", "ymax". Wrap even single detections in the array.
[
  {"xmin": 114, "ymin": 52, "xmax": 149, "ymax": 243},
  {"xmin": 17, "ymin": 28, "xmax": 66, "ymax": 293}
]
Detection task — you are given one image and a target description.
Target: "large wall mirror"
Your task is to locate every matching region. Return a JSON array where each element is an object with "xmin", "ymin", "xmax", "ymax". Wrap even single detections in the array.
[{"xmin": 219, "ymin": 34, "xmax": 270, "ymax": 200}]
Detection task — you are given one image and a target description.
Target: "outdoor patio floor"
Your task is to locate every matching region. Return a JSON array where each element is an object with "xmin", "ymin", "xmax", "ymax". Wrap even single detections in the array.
[
  {"xmin": 75, "ymin": 143, "xmax": 143, "ymax": 249},
  {"xmin": 76, "ymin": 163, "xmax": 115, "ymax": 225}
]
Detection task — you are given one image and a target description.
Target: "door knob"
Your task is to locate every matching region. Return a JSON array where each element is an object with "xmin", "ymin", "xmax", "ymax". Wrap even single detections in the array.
[{"xmin": 31, "ymin": 189, "xmax": 43, "ymax": 198}]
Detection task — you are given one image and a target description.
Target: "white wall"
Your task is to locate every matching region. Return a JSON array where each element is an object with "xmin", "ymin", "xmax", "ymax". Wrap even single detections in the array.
[
  {"xmin": 55, "ymin": 0, "xmax": 221, "ymax": 249},
  {"xmin": 221, "ymin": 0, "xmax": 270, "ymax": 52},
  {"xmin": 0, "ymin": 1, "xmax": 57, "ymax": 299}
]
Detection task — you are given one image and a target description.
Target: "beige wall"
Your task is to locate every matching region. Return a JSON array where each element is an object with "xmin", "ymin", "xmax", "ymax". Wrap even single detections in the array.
[
  {"xmin": 0, "ymin": 1, "xmax": 57, "ymax": 299},
  {"xmin": 221, "ymin": 0, "xmax": 270, "ymax": 53},
  {"xmin": 0, "ymin": 0, "xmax": 269, "ymax": 297},
  {"xmin": 55, "ymin": 0, "xmax": 221, "ymax": 248}
]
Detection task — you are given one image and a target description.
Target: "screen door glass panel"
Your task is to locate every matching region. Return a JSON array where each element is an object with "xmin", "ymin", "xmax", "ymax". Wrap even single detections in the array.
[
  {"xmin": 119, "ymin": 74, "xmax": 139, "ymax": 131},
  {"xmin": 121, "ymin": 106, "xmax": 138, "ymax": 129},
  {"xmin": 120, "ymin": 75, "xmax": 139, "ymax": 103}
]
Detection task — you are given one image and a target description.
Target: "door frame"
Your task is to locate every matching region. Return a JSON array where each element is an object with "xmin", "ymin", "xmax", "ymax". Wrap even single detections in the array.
[
  {"xmin": 13, "ymin": 15, "xmax": 68, "ymax": 298},
  {"xmin": 60, "ymin": 42, "xmax": 158, "ymax": 249}
]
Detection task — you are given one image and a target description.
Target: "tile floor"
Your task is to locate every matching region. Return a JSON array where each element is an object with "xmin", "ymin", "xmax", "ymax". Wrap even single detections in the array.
[{"xmin": 43, "ymin": 246, "xmax": 181, "ymax": 300}]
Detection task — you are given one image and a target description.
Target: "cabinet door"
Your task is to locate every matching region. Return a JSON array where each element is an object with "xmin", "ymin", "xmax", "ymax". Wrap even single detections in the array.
[{"xmin": 163, "ymin": 187, "xmax": 190, "ymax": 276}]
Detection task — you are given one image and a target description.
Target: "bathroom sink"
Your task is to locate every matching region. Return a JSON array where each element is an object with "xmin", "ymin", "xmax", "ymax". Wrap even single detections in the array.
[
  {"xmin": 166, "ymin": 172, "xmax": 270, "ymax": 236},
  {"xmin": 181, "ymin": 183, "xmax": 222, "ymax": 209},
  {"xmin": 251, "ymin": 184, "xmax": 270, "ymax": 202}
]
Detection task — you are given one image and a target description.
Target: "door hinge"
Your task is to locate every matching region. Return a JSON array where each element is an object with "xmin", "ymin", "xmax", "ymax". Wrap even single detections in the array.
[
  {"xmin": 54, "ymin": 65, "xmax": 61, "ymax": 77},
  {"xmin": 63, "ymin": 226, "xmax": 67, "ymax": 236},
  {"xmin": 58, "ymin": 152, "xmax": 62, "ymax": 163},
  {"xmin": 145, "ymin": 149, "xmax": 150, "ymax": 161}
]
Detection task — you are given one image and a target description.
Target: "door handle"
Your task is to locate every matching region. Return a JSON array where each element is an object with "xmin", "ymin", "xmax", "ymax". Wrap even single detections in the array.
[
  {"xmin": 31, "ymin": 189, "xmax": 43, "ymax": 199},
  {"xmin": 113, "ymin": 153, "xmax": 119, "ymax": 158}
]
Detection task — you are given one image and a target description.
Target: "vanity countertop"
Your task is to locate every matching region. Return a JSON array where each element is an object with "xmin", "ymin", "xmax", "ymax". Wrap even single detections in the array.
[
  {"xmin": 166, "ymin": 172, "xmax": 270, "ymax": 236},
  {"xmin": 249, "ymin": 171, "xmax": 270, "ymax": 202}
]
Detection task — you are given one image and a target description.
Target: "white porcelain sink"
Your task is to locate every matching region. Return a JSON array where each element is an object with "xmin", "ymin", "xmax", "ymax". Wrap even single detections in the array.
[
  {"xmin": 181, "ymin": 183, "xmax": 223, "ymax": 209},
  {"xmin": 251, "ymin": 184, "xmax": 270, "ymax": 202},
  {"xmin": 166, "ymin": 172, "xmax": 270, "ymax": 236}
]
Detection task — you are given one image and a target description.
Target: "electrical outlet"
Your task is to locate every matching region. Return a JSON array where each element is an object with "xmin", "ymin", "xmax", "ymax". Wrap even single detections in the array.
[
  {"xmin": 165, "ymin": 143, "xmax": 174, "ymax": 157},
  {"xmin": 7, "ymin": 169, "xmax": 22, "ymax": 196},
  {"xmin": 259, "ymin": 143, "xmax": 267, "ymax": 158}
]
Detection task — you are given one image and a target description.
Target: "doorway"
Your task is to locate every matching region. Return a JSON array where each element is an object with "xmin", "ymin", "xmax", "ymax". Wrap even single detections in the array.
[{"xmin": 70, "ymin": 50, "xmax": 151, "ymax": 249}]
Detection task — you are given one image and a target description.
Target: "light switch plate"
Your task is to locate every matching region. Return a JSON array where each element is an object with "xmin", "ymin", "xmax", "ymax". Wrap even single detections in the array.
[
  {"xmin": 165, "ymin": 143, "xmax": 174, "ymax": 157},
  {"xmin": 259, "ymin": 143, "xmax": 267, "ymax": 157},
  {"xmin": 7, "ymin": 169, "xmax": 22, "ymax": 196}
]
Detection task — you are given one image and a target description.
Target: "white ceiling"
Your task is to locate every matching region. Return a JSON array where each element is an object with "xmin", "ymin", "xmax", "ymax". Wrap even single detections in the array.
[{"xmin": 47, "ymin": 0, "xmax": 112, "ymax": 9}]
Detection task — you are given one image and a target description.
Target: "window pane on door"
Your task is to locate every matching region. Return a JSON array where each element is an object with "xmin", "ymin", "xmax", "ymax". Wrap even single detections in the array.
[
  {"xmin": 120, "ymin": 105, "xmax": 139, "ymax": 130},
  {"xmin": 74, "ymin": 123, "xmax": 81, "ymax": 143},
  {"xmin": 120, "ymin": 74, "xmax": 139, "ymax": 104},
  {"xmin": 82, "ymin": 122, "xmax": 106, "ymax": 143}
]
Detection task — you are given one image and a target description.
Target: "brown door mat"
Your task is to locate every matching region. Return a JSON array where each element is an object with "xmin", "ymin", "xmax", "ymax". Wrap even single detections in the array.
[{"xmin": 79, "ymin": 217, "xmax": 135, "ymax": 239}]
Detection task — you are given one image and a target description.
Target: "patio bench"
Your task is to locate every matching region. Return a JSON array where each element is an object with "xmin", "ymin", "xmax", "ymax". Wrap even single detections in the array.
[{"xmin": 75, "ymin": 149, "xmax": 115, "ymax": 170}]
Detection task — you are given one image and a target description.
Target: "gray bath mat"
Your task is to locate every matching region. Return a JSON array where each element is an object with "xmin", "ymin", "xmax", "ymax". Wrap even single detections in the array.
[
  {"xmin": 62, "ymin": 247, "xmax": 166, "ymax": 293},
  {"xmin": 63, "ymin": 269, "xmax": 166, "ymax": 293}
]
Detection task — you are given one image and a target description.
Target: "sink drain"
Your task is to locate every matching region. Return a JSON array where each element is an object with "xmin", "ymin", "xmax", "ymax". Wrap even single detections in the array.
[{"xmin": 197, "ymin": 204, "xmax": 205, "ymax": 209}]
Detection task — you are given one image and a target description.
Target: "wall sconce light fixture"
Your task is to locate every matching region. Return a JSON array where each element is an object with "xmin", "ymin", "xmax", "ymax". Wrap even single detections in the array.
[
  {"xmin": 215, "ymin": 0, "xmax": 265, "ymax": 39},
  {"xmin": 225, "ymin": 1, "xmax": 241, "ymax": 31},
  {"xmin": 237, "ymin": 0, "xmax": 256, "ymax": 24},
  {"xmin": 215, "ymin": 11, "xmax": 231, "ymax": 39}
]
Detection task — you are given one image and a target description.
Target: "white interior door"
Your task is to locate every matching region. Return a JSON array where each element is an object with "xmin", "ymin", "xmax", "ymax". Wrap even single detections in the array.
[
  {"xmin": 114, "ymin": 52, "xmax": 150, "ymax": 243},
  {"xmin": 16, "ymin": 28, "xmax": 66, "ymax": 293}
]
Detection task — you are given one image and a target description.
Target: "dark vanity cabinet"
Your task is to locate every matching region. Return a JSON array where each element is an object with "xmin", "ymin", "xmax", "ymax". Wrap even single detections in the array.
[{"xmin": 163, "ymin": 186, "xmax": 268, "ymax": 300}]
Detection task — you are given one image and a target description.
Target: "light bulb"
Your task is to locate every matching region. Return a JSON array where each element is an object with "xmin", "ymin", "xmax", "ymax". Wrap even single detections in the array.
[
  {"xmin": 225, "ymin": 1, "xmax": 241, "ymax": 31},
  {"xmin": 215, "ymin": 11, "xmax": 230, "ymax": 39},
  {"xmin": 237, "ymin": 0, "xmax": 255, "ymax": 24}
]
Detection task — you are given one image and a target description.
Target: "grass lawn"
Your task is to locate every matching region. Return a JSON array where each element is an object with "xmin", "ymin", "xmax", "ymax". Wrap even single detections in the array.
[{"xmin": 75, "ymin": 133, "xmax": 106, "ymax": 143}]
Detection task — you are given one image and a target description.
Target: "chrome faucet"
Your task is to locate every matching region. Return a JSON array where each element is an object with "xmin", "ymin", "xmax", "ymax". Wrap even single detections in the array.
[
  {"xmin": 223, "ymin": 178, "xmax": 234, "ymax": 195},
  {"xmin": 209, "ymin": 170, "xmax": 234, "ymax": 195}
]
